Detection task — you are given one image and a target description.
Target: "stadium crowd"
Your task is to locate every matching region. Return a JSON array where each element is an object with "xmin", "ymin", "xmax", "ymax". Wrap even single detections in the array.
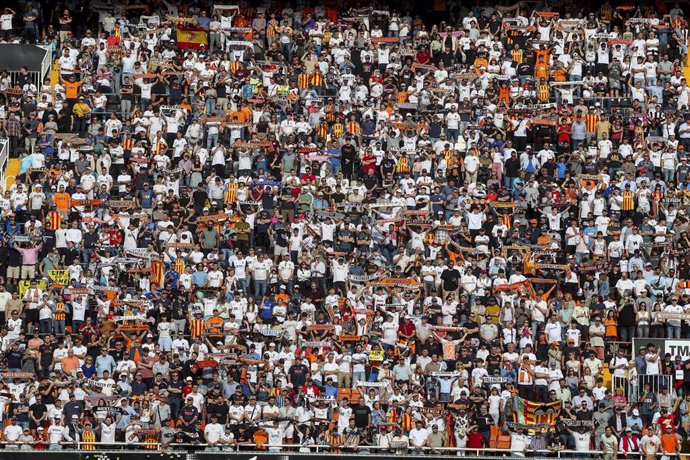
[{"xmin": 1, "ymin": 0, "xmax": 690, "ymax": 457}]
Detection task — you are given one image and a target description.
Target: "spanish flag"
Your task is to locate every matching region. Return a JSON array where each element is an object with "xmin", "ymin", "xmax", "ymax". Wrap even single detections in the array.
[
  {"xmin": 176, "ymin": 27, "xmax": 208, "ymax": 49},
  {"xmin": 513, "ymin": 397, "xmax": 561, "ymax": 428},
  {"xmin": 151, "ymin": 260, "xmax": 165, "ymax": 289}
]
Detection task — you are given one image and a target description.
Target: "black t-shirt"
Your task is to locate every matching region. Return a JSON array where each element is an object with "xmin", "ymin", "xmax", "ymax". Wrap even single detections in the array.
[
  {"xmin": 475, "ymin": 414, "xmax": 491, "ymax": 432},
  {"xmin": 192, "ymin": 189, "xmax": 208, "ymax": 207},
  {"xmin": 352, "ymin": 404, "xmax": 371, "ymax": 428},
  {"xmin": 206, "ymin": 402, "xmax": 229, "ymax": 423},
  {"xmin": 29, "ymin": 402, "xmax": 47, "ymax": 421},
  {"xmin": 363, "ymin": 174, "xmax": 378, "ymax": 190},
  {"xmin": 464, "ymin": 321, "xmax": 479, "ymax": 340},
  {"xmin": 121, "ymin": 84, "xmax": 134, "ymax": 101},
  {"xmin": 12, "ymin": 401, "xmax": 30, "ymax": 421},
  {"xmin": 274, "ymin": 227, "xmax": 289, "ymax": 247},
  {"xmin": 381, "ymin": 158, "xmax": 396, "ymax": 175},
  {"xmin": 441, "ymin": 268, "xmax": 461, "ymax": 290},
  {"xmin": 6, "ymin": 350, "xmax": 22, "ymax": 368}
]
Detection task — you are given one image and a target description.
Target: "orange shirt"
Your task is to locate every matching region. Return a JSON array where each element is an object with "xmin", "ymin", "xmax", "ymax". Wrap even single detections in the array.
[
  {"xmin": 473, "ymin": 57, "xmax": 488, "ymax": 69},
  {"xmin": 64, "ymin": 81, "xmax": 82, "ymax": 99},
  {"xmin": 61, "ymin": 355, "xmax": 80, "ymax": 373},
  {"xmin": 240, "ymin": 106, "xmax": 252, "ymax": 121},
  {"xmin": 230, "ymin": 110, "xmax": 249, "ymax": 123},
  {"xmin": 604, "ymin": 318, "xmax": 618, "ymax": 337},
  {"xmin": 553, "ymin": 68, "xmax": 567, "ymax": 82},
  {"xmin": 275, "ymin": 293, "xmax": 289, "ymax": 304},
  {"xmin": 53, "ymin": 192, "xmax": 71, "ymax": 211},
  {"xmin": 660, "ymin": 433, "xmax": 678, "ymax": 453},
  {"xmin": 536, "ymin": 49, "xmax": 551, "ymax": 65},
  {"xmin": 535, "ymin": 63, "xmax": 549, "ymax": 79}
]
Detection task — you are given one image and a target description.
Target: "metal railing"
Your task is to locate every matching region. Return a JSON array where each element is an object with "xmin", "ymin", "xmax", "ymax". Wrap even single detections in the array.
[
  {"xmin": 0, "ymin": 440, "xmax": 677, "ymax": 457},
  {"xmin": 612, "ymin": 373, "xmax": 676, "ymax": 403}
]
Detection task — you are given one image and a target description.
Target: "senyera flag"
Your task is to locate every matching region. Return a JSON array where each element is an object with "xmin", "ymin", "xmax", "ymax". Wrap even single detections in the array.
[
  {"xmin": 177, "ymin": 27, "xmax": 208, "ymax": 49},
  {"xmin": 513, "ymin": 396, "xmax": 561, "ymax": 429}
]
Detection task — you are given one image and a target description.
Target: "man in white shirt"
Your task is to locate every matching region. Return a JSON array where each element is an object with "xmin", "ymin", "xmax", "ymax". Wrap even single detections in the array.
[
  {"xmin": 609, "ymin": 348, "xmax": 629, "ymax": 378},
  {"xmin": 3, "ymin": 417, "xmax": 22, "ymax": 448},
  {"xmin": 47, "ymin": 417, "xmax": 67, "ymax": 450},
  {"xmin": 250, "ymin": 253, "xmax": 272, "ymax": 298},
  {"xmin": 408, "ymin": 420, "xmax": 429, "ymax": 452},
  {"xmin": 204, "ymin": 414, "xmax": 225, "ymax": 451}
]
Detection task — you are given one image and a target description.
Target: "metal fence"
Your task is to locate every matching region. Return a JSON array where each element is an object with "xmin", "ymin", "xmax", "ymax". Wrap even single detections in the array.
[
  {"xmin": 611, "ymin": 373, "xmax": 675, "ymax": 403},
  {"xmin": 0, "ymin": 441, "xmax": 676, "ymax": 458}
]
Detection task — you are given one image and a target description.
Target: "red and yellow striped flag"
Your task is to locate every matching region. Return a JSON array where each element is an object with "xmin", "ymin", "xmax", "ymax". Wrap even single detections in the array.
[{"xmin": 151, "ymin": 260, "xmax": 164, "ymax": 288}]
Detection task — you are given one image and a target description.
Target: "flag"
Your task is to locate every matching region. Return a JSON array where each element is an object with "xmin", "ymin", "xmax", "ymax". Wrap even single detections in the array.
[
  {"xmin": 176, "ymin": 27, "xmax": 208, "ymax": 49},
  {"xmin": 151, "ymin": 260, "xmax": 164, "ymax": 288},
  {"xmin": 494, "ymin": 280, "xmax": 536, "ymax": 299},
  {"xmin": 513, "ymin": 397, "xmax": 561, "ymax": 428}
]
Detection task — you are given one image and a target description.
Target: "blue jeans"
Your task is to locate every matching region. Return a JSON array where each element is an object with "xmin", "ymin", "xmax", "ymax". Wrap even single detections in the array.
[
  {"xmin": 53, "ymin": 320, "xmax": 65, "ymax": 336},
  {"xmin": 254, "ymin": 279, "xmax": 267, "ymax": 298},
  {"xmin": 205, "ymin": 98, "xmax": 216, "ymax": 115},
  {"xmin": 40, "ymin": 318, "xmax": 52, "ymax": 334},
  {"xmin": 667, "ymin": 324, "xmax": 681, "ymax": 339},
  {"xmin": 352, "ymin": 371, "xmax": 366, "ymax": 385},
  {"xmin": 207, "ymin": 133, "xmax": 218, "ymax": 150}
]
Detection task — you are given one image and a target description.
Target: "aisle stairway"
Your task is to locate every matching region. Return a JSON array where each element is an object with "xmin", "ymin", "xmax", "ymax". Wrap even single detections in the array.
[{"xmin": 4, "ymin": 158, "xmax": 19, "ymax": 190}]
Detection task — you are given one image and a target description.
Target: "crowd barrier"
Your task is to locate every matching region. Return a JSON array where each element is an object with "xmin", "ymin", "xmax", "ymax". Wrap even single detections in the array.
[
  {"xmin": 611, "ymin": 373, "xmax": 676, "ymax": 402},
  {"xmin": 0, "ymin": 441, "xmax": 677, "ymax": 458}
]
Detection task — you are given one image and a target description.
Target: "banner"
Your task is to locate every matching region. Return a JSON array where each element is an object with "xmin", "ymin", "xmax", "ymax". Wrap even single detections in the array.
[
  {"xmin": 633, "ymin": 338, "xmax": 690, "ymax": 361},
  {"xmin": 416, "ymin": 406, "xmax": 449, "ymax": 415},
  {"xmin": 257, "ymin": 328, "xmax": 286, "ymax": 337},
  {"xmin": 354, "ymin": 381, "xmax": 387, "ymax": 388},
  {"xmin": 506, "ymin": 421, "xmax": 549, "ymax": 430},
  {"xmin": 300, "ymin": 341, "xmax": 331, "ymax": 348},
  {"xmin": 225, "ymin": 40, "xmax": 254, "ymax": 48},
  {"xmin": 177, "ymin": 27, "xmax": 208, "ymax": 49},
  {"xmin": 513, "ymin": 397, "xmax": 561, "ymax": 427},
  {"xmin": 125, "ymin": 248, "xmax": 150, "ymax": 259},
  {"xmin": 655, "ymin": 312, "xmax": 690, "ymax": 321},
  {"xmin": 374, "ymin": 278, "xmax": 423, "ymax": 289},
  {"xmin": 562, "ymin": 420, "xmax": 594, "ymax": 427},
  {"xmin": 19, "ymin": 279, "xmax": 47, "ymax": 298},
  {"xmin": 483, "ymin": 376, "xmax": 508, "ymax": 384},
  {"xmin": 1, "ymin": 372, "xmax": 34, "ymax": 379},
  {"xmin": 432, "ymin": 372, "xmax": 460, "ymax": 378},
  {"xmin": 368, "ymin": 350, "xmax": 384, "ymax": 361},
  {"xmin": 348, "ymin": 273, "xmax": 381, "ymax": 283},
  {"xmin": 48, "ymin": 269, "xmax": 70, "ymax": 286}
]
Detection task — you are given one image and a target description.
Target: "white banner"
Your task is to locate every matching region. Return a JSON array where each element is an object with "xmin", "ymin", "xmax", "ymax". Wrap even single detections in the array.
[{"xmin": 354, "ymin": 380, "xmax": 388, "ymax": 388}]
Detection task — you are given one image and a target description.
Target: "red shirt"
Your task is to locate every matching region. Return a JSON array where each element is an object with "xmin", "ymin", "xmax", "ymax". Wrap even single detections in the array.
[
  {"xmin": 362, "ymin": 154, "xmax": 377, "ymax": 174},
  {"xmin": 467, "ymin": 432, "xmax": 485, "ymax": 448},
  {"xmin": 106, "ymin": 229, "xmax": 123, "ymax": 245},
  {"xmin": 398, "ymin": 321, "xmax": 416, "ymax": 338}
]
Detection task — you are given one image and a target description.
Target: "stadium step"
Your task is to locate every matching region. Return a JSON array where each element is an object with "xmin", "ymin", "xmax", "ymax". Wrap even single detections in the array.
[
  {"xmin": 49, "ymin": 58, "xmax": 59, "ymax": 86},
  {"xmin": 4, "ymin": 158, "xmax": 19, "ymax": 190}
]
